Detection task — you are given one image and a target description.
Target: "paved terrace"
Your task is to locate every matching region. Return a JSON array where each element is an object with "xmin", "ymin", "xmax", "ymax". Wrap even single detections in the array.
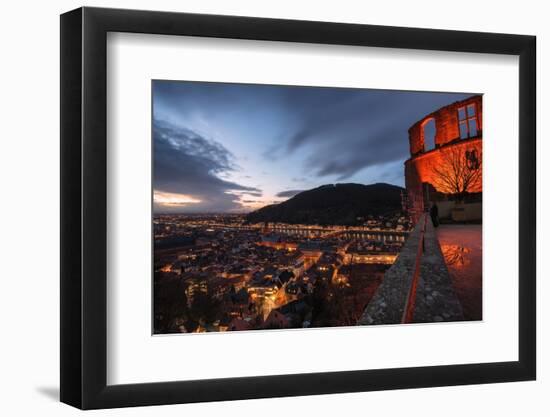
[
  {"xmin": 358, "ymin": 214, "xmax": 464, "ymax": 325},
  {"xmin": 437, "ymin": 224, "xmax": 482, "ymax": 321}
]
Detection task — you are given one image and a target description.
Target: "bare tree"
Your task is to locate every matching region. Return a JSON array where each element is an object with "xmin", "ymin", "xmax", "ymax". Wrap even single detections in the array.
[{"xmin": 431, "ymin": 147, "xmax": 482, "ymax": 198}]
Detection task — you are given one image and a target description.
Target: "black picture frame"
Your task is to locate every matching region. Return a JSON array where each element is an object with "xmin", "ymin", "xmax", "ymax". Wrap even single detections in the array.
[{"xmin": 60, "ymin": 6, "xmax": 536, "ymax": 410}]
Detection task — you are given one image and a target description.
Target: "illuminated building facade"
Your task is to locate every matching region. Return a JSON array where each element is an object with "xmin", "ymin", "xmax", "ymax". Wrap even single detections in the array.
[
  {"xmin": 405, "ymin": 95, "xmax": 483, "ymax": 221},
  {"xmin": 184, "ymin": 277, "xmax": 208, "ymax": 307},
  {"xmin": 344, "ymin": 252, "xmax": 398, "ymax": 265}
]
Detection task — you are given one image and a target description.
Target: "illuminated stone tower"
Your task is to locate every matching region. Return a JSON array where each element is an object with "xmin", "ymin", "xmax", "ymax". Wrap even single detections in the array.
[{"xmin": 404, "ymin": 95, "xmax": 483, "ymax": 222}]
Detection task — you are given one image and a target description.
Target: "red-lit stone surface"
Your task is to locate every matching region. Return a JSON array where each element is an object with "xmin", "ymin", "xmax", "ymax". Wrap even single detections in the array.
[
  {"xmin": 408, "ymin": 95, "xmax": 482, "ymax": 155},
  {"xmin": 405, "ymin": 95, "xmax": 483, "ymax": 218},
  {"xmin": 437, "ymin": 224, "xmax": 482, "ymax": 321}
]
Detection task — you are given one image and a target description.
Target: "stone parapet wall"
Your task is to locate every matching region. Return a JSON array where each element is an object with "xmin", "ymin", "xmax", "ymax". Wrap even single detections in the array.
[
  {"xmin": 358, "ymin": 215, "xmax": 463, "ymax": 325},
  {"xmin": 358, "ymin": 216, "xmax": 425, "ymax": 325},
  {"xmin": 412, "ymin": 219, "xmax": 463, "ymax": 322}
]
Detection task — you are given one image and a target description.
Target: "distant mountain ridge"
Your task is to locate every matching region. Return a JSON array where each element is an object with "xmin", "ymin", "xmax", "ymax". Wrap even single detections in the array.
[{"xmin": 246, "ymin": 182, "xmax": 404, "ymax": 226}]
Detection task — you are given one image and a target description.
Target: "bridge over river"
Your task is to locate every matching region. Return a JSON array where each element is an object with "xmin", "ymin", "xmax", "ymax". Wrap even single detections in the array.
[
  {"xmin": 267, "ymin": 224, "xmax": 408, "ymax": 242},
  {"xmin": 204, "ymin": 222, "xmax": 409, "ymax": 243}
]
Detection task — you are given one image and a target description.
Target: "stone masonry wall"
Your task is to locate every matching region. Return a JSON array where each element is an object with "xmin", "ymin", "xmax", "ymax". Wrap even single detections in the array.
[
  {"xmin": 408, "ymin": 95, "xmax": 482, "ymax": 156},
  {"xmin": 412, "ymin": 219, "xmax": 463, "ymax": 322},
  {"xmin": 358, "ymin": 215, "xmax": 463, "ymax": 325},
  {"xmin": 358, "ymin": 216, "xmax": 424, "ymax": 325},
  {"xmin": 405, "ymin": 137, "xmax": 483, "ymax": 195},
  {"xmin": 405, "ymin": 95, "xmax": 483, "ymax": 219}
]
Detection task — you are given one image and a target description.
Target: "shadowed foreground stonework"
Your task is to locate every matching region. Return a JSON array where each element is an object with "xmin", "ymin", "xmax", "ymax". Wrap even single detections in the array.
[{"xmin": 358, "ymin": 215, "xmax": 463, "ymax": 325}]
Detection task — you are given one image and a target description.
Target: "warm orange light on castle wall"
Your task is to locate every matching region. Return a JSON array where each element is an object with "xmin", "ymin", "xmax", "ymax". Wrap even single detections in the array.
[
  {"xmin": 406, "ymin": 139, "xmax": 482, "ymax": 195},
  {"xmin": 405, "ymin": 95, "xmax": 483, "ymax": 219}
]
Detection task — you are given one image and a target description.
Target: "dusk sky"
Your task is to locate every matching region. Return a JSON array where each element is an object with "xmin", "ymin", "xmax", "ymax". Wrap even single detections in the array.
[{"xmin": 153, "ymin": 81, "xmax": 473, "ymax": 213}]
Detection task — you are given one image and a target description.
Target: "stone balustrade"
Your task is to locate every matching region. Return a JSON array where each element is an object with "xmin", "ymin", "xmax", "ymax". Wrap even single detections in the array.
[{"xmin": 358, "ymin": 214, "xmax": 463, "ymax": 325}]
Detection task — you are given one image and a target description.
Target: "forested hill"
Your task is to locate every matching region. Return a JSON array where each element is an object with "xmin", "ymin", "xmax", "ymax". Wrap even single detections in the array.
[{"xmin": 246, "ymin": 183, "xmax": 404, "ymax": 226}]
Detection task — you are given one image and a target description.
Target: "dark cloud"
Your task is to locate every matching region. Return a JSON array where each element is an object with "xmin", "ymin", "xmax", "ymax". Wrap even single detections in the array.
[
  {"xmin": 227, "ymin": 189, "xmax": 263, "ymax": 197},
  {"xmin": 153, "ymin": 119, "xmax": 261, "ymax": 213},
  {"xmin": 276, "ymin": 190, "xmax": 304, "ymax": 198},
  {"xmin": 274, "ymin": 88, "xmax": 474, "ymax": 180}
]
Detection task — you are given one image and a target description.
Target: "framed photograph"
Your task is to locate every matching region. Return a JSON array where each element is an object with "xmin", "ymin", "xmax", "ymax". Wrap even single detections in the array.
[{"xmin": 60, "ymin": 7, "xmax": 536, "ymax": 409}]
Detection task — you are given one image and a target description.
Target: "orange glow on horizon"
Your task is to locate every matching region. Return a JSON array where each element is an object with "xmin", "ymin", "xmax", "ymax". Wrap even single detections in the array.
[{"xmin": 154, "ymin": 191, "xmax": 202, "ymax": 206}]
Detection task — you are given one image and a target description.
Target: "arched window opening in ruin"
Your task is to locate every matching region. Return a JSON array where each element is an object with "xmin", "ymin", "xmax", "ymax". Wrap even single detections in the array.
[
  {"xmin": 423, "ymin": 118, "xmax": 436, "ymax": 151},
  {"xmin": 458, "ymin": 103, "xmax": 478, "ymax": 139}
]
